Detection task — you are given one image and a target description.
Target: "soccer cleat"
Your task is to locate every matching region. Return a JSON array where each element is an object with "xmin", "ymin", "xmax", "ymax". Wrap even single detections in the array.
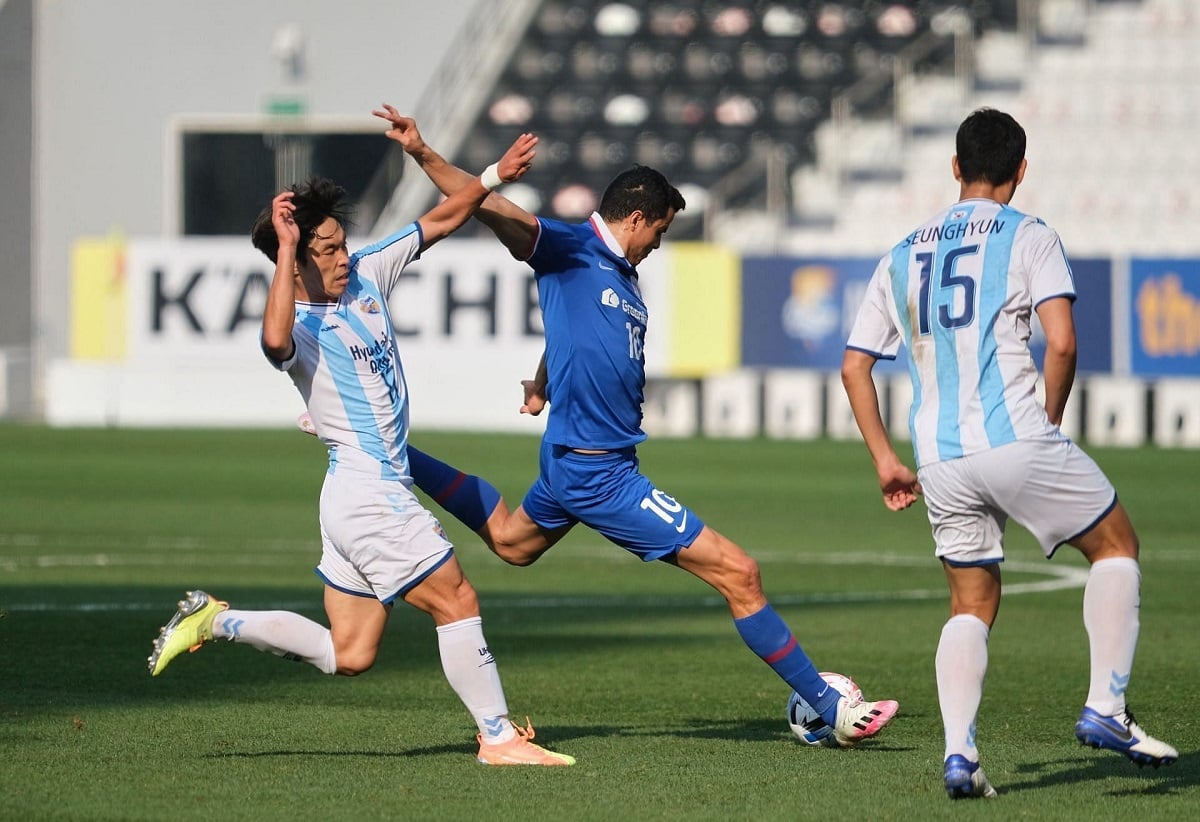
[
  {"xmin": 830, "ymin": 692, "xmax": 899, "ymax": 747},
  {"xmin": 1075, "ymin": 707, "xmax": 1178, "ymax": 768},
  {"xmin": 944, "ymin": 754, "xmax": 998, "ymax": 799},
  {"xmin": 476, "ymin": 718, "xmax": 575, "ymax": 766},
  {"xmin": 147, "ymin": 590, "xmax": 228, "ymax": 677}
]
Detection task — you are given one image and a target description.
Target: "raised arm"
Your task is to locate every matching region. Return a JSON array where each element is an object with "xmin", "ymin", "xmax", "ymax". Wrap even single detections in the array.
[
  {"xmin": 1035, "ymin": 296, "xmax": 1077, "ymax": 427},
  {"xmin": 374, "ymin": 104, "xmax": 541, "ymax": 260},
  {"xmin": 408, "ymin": 127, "xmax": 537, "ymax": 252},
  {"xmin": 261, "ymin": 191, "xmax": 300, "ymax": 362}
]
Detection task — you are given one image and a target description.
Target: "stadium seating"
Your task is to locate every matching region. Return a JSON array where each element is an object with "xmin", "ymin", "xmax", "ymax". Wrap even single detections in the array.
[
  {"xmin": 781, "ymin": 0, "xmax": 1199, "ymax": 256},
  {"xmin": 433, "ymin": 0, "xmax": 1196, "ymax": 259},
  {"xmin": 443, "ymin": 1, "xmax": 1020, "ymax": 239}
]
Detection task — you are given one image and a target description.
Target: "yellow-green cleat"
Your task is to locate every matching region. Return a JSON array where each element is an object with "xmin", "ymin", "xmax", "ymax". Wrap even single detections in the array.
[{"xmin": 147, "ymin": 590, "xmax": 228, "ymax": 676}]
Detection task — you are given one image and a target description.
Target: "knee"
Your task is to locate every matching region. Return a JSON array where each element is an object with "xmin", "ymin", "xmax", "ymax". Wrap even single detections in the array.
[
  {"xmin": 334, "ymin": 647, "xmax": 377, "ymax": 677},
  {"xmin": 722, "ymin": 549, "xmax": 764, "ymax": 597},
  {"xmin": 424, "ymin": 580, "xmax": 483, "ymax": 625}
]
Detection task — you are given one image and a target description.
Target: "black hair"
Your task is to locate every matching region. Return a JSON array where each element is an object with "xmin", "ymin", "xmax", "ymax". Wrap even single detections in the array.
[
  {"xmin": 955, "ymin": 108, "xmax": 1026, "ymax": 186},
  {"xmin": 597, "ymin": 165, "xmax": 686, "ymax": 223},
  {"xmin": 250, "ymin": 177, "xmax": 355, "ymax": 263}
]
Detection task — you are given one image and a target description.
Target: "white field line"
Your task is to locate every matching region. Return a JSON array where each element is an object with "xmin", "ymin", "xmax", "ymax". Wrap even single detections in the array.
[{"xmin": 0, "ymin": 540, "xmax": 1091, "ymax": 613}]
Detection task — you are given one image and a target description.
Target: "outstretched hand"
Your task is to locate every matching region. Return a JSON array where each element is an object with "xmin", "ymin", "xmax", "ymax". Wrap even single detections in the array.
[
  {"xmin": 496, "ymin": 132, "xmax": 538, "ymax": 184},
  {"xmin": 373, "ymin": 103, "xmax": 426, "ymax": 154}
]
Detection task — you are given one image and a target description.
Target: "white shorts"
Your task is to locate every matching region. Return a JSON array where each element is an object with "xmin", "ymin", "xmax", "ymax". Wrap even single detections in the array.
[
  {"xmin": 316, "ymin": 463, "xmax": 454, "ymax": 604},
  {"xmin": 917, "ymin": 438, "xmax": 1117, "ymax": 566}
]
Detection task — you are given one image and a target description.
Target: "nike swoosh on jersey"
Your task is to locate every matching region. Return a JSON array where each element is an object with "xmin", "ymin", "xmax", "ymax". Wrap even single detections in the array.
[
  {"xmin": 675, "ymin": 511, "xmax": 688, "ymax": 533},
  {"xmin": 599, "ymin": 260, "xmax": 615, "ymax": 270}
]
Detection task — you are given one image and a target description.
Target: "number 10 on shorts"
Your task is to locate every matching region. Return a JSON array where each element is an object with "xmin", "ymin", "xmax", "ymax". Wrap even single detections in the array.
[{"xmin": 641, "ymin": 489, "xmax": 688, "ymax": 534}]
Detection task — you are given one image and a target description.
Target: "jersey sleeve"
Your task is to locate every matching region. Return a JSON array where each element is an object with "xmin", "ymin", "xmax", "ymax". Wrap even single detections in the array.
[
  {"xmin": 846, "ymin": 258, "xmax": 902, "ymax": 360},
  {"xmin": 351, "ymin": 224, "xmax": 423, "ymax": 297},
  {"xmin": 260, "ymin": 327, "xmax": 298, "ymax": 371},
  {"xmin": 1020, "ymin": 219, "xmax": 1076, "ymax": 308},
  {"xmin": 526, "ymin": 217, "xmax": 570, "ymax": 272}
]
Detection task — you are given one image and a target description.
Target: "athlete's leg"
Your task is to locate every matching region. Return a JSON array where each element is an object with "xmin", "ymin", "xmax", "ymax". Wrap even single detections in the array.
[
  {"xmin": 406, "ymin": 445, "xmax": 569, "ymax": 566},
  {"xmin": 1070, "ymin": 503, "xmax": 1140, "ymax": 716},
  {"xmin": 482, "ymin": 503, "xmax": 572, "ymax": 567},
  {"xmin": 400, "ymin": 555, "xmax": 511, "ymax": 735},
  {"xmin": 401, "ymin": 554, "xmax": 573, "ymax": 764},
  {"xmin": 943, "ymin": 561, "xmax": 1002, "ymax": 626},
  {"xmin": 211, "ymin": 602, "xmax": 340, "ymax": 674},
  {"xmin": 1067, "ymin": 504, "xmax": 1175, "ymax": 765},
  {"xmin": 669, "ymin": 526, "xmax": 896, "ymax": 743},
  {"xmin": 407, "ymin": 445, "xmax": 502, "ymax": 533},
  {"xmin": 149, "ymin": 590, "xmax": 342, "ymax": 677},
  {"xmin": 938, "ymin": 563, "xmax": 1000, "ymax": 767},
  {"xmin": 321, "ymin": 586, "xmax": 390, "ymax": 675},
  {"xmin": 670, "ymin": 527, "xmax": 829, "ymax": 714}
]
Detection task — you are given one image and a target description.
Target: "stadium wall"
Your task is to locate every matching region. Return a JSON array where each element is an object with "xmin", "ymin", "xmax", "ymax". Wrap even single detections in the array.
[
  {"xmin": 25, "ymin": 0, "xmax": 478, "ymax": 413},
  {"xmin": 48, "ymin": 235, "xmax": 1200, "ymax": 448}
]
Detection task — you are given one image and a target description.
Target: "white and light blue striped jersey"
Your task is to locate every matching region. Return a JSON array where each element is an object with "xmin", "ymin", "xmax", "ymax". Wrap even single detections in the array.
[
  {"xmin": 846, "ymin": 198, "xmax": 1076, "ymax": 467},
  {"xmin": 267, "ymin": 224, "xmax": 423, "ymax": 480}
]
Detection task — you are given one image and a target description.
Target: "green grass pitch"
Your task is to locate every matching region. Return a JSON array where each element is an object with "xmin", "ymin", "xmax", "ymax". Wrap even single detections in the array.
[{"xmin": 0, "ymin": 425, "xmax": 1196, "ymax": 820}]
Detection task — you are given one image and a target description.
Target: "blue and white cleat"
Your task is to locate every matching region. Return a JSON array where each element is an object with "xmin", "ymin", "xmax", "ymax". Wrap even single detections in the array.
[
  {"xmin": 1075, "ymin": 707, "xmax": 1178, "ymax": 768},
  {"xmin": 944, "ymin": 754, "xmax": 998, "ymax": 799}
]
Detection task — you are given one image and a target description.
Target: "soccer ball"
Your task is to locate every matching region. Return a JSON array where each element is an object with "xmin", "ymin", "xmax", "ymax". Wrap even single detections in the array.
[{"xmin": 786, "ymin": 671, "xmax": 862, "ymax": 746}]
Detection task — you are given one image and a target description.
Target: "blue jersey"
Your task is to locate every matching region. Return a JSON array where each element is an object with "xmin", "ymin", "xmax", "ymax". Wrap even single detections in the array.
[{"xmin": 528, "ymin": 214, "xmax": 648, "ymax": 450}]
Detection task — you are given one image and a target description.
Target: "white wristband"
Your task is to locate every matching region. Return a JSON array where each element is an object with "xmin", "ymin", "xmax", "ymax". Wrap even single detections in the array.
[{"xmin": 480, "ymin": 163, "xmax": 503, "ymax": 191}]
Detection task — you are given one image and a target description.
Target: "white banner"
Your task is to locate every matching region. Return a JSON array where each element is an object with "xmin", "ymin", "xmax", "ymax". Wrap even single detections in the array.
[{"xmin": 62, "ymin": 235, "xmax": 668, "ymax": 430}]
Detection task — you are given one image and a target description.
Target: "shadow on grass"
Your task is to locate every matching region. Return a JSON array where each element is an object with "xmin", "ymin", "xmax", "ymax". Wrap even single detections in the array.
[
  {"xmin": 1002, "ymin": 750, "xmax": 1196, "ymax": 797},
  {"xmin": 200, "ymin": 717, "xmax": 912, "ymax": 761}
]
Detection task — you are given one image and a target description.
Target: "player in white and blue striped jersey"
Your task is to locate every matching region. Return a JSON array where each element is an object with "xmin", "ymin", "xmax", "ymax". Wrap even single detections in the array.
[
  {"xmin": 843, "ymin": 108, "xmax": 1177, "ymax": 798},
  {"xmin": 147, "ymin": 119, "xmax": 574, "ymax": 766}
]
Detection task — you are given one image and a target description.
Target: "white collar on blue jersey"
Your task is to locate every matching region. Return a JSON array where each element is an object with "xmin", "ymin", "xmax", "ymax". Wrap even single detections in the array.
[{"xmin": 588, "ymin": 212, "xmax": 630, "ymax": 265}]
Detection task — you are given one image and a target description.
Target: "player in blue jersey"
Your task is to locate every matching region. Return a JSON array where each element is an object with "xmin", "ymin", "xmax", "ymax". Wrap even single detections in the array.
[
  {"xmin": 147, "ymin": 115, "xmax": 574, "ymax": 767},
  {"xmin": 841, "ymin": 107, "xmax": 1177, "ymax": 798},
  {"xmin": 372, "ymin": 104, "xmax": 899, "ymax": 748}
]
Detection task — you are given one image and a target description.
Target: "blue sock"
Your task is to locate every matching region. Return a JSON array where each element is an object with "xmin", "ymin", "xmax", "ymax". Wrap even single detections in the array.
[
  {"xmin": 735, "ymin": 605, "xmax": 839, "ymax": 725},
  {"xmin": 406, "ymin": 445, "xmax": 501, "ymax": 533}
]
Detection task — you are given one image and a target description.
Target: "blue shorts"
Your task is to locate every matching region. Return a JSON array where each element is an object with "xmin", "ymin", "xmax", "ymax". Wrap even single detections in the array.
[{"xmin": 521, "ymin": 441, "xmax": 706, "ymax": 561}]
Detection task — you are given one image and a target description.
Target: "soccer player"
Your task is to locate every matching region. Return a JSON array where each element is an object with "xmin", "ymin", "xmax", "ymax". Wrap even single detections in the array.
[
  {"xmin": 840, "ymin": 107, "xmax": 1177, "ymax": 798},
  {"xmin": 369, "ymin": 104, "xmax": 899, "ymax": 748},
  {"xmin": 147, "ymin": 118, "xmax": 575, "ymax": 767}
]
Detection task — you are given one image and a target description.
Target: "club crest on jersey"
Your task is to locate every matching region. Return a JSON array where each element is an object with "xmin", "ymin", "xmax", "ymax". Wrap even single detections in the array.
[
  {"xmin": 600, "ymin": 288, "xmax": 620, "ymax": 308},
  {"xmin": 358, "ymin": 296, "xmax": 381, "ymax": 314}
]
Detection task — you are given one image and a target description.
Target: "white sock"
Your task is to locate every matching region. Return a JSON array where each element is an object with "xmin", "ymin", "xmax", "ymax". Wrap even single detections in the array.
[
  {"xmin": 1083, "ymin": 557, "xmax": 1141, "ymax": 716},
  {"xmin": 212, "ymin": 608, "xmax": 337, "ymax": 674},
  {"xmin": 936, "ymin": 613, "xmax": 989, "ymax": 762},
  {"xmin": 436, "ymin": 616, "xmax": 513, "ymax": 744}
]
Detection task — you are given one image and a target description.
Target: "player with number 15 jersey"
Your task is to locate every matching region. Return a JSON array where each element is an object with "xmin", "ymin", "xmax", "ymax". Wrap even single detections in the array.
[{"xmin": 847, "ymin": 198, "xmax": 1076, "ymax": 469}]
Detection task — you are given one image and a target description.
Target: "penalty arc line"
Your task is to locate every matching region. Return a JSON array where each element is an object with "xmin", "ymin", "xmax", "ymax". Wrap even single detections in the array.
[{"xmin": 0, "ymin": 553, "xmax": 1089, "ymax": 613}]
